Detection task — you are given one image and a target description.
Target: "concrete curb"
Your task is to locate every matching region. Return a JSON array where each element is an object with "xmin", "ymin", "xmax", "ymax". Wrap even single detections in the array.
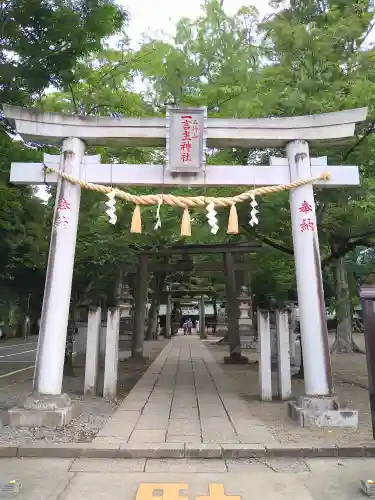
[{"xmin": 1, "ymin": 442, "xmax": 375, "ymax": 459}]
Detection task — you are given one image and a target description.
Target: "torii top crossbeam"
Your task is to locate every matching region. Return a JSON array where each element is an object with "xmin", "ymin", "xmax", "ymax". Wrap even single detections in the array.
[
  {"xmin": 5, "ymin": 105, "xmax": 368, "ymax": 188},
  {"xmin": 3, "ymin": 104, "xmax": 368, "ymax": 148}
]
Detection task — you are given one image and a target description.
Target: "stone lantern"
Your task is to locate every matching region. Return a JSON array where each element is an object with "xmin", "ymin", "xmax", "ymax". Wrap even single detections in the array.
[
  {"xmin": 118, "ymin": 284, "xmax": 134, "ymax": 337},
  {"xmin": 116, "ymin": 284, "xmax": 134, "ymax": 360},
  {"xmin": 216, "ymin": 301, "xmax": 228, "ymax": 335},
  {"xmin": 237, "ymin": 286, "xmax": 254, "ymax": 344}
]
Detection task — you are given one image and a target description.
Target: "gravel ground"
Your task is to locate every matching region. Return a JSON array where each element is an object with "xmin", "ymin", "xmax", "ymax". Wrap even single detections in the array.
[
  {"xmin": 206, "ymin": 333, "xmax": 372, "ymax": 444},
  {"xmin": 0, "ymin": 339, "xmax": 169, "ymax": 444},
  {"xmin": 1, "ymin": 334, "xmax": 371, "ymax": 446}
]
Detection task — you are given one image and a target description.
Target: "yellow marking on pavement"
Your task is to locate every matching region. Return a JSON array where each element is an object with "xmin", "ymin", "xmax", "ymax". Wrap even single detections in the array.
[
  {"xmin": 135, "ymin": 483, "xmax": 241, "ymax": 500},
  {"xmin": 136, "ymin": 483, "xmax": 188, "ymax": 500},
  {"xmin": 196, "ymin": 484, "xmax": 241, "ymax": 500}
]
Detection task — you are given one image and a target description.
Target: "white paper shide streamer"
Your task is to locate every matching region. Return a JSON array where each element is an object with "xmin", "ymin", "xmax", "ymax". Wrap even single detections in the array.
[
  {"xmin": 249, "ymin": 194, "xmax": 259, "ymax": 227},
  {"xmin": 206, "ymin": 202, "xmax": 219, "ymax": 234},
  {"xmin": 154, "ymin": 198, "xmax": 162, "ymax": 230},
  {"xmin": 105, "ymin": 191, "xmax": 117, "ymax": 224}
]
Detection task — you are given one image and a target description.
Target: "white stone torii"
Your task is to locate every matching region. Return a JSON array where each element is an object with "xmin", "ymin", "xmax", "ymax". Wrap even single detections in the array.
[{"xmin": 3, "ymin": 104, "xmax": 367, "ymax": 427}]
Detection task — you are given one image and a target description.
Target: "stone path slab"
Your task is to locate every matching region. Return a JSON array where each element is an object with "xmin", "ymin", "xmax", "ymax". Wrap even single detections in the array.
[
  {"xmin": 94, "ymin": 335, "xmax": 275, "ymax": 447},
  {"xmin": 4, "ymin": 457, "xmax": 375, "ymax": 500},
  {"xmin": 59, "ymin": 470, "xmax": 313, "ymax": 500}
]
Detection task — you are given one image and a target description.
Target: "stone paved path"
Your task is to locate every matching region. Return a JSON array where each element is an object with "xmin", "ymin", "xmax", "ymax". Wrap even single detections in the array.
[{"xmin": 94, "ymin": 335, "xmax": 275, "ymax": 446}]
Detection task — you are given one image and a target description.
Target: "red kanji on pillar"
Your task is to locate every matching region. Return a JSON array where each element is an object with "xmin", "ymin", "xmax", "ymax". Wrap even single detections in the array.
[
  {"xmin": 55, "ymin": 215, "xmax": 69, "ymax": 230},
  {"xmin": 299, "ymin": 200, "xmax": 313, "ymax": 214},
  {"xmin": 57, "ymin": 197, "xmax": 71, "ymax": 211},
  {"xmin": 300, "ymin": 218, "xmax": 315, "ymax": 232}
]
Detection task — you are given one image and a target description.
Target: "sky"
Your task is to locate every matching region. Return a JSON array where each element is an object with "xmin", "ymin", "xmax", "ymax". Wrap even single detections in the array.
[{"xmin": 119, "ymin": 0, "xmax": 270, "ymax": 46}]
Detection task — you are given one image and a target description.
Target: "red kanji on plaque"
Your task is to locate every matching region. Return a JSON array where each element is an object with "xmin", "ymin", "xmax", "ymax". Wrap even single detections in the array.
[
  {"xmin": 300, "ymin": 218, "xmax": 315, "ymax": 232},
  {"xmin": 181, "ymin": 141, "xmax": 192, "ymax": 163},
  {"xmin": 180, "ymin": 115, "xmax": 193, "ymax": 163},
  {"xmin": 181, "ymin": 115, "xmax": 192, "ymax": 141},
  {"xmin": 55, "ymin": 216, "xmax": 69, "ymax": 230},
  {"xmin": 299, "ymin": 200, "xmax": 313, "ymax": 214},
  {"xmin": 57, "ymin": 197, "xmax": 71, "ymax": 211}
]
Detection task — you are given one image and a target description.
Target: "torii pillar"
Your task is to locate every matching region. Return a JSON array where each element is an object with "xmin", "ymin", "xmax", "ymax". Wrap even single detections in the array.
[
  {"xmin": 3, "ymin": 104, "xmax": 367, "ymax": 428},
  {"xmin": 9, "ymin": 137, "xmax": 85, "ymax": 427},
  {"xmin": 286, "ymin": 140, "xmax": 358, "ymax": 427}
]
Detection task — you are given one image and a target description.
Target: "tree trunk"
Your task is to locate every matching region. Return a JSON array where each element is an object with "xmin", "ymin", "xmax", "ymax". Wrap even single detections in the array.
[
  {"xmin": 252, "ymin": 307, "xmax": 258, "ymax": 339},
  {"xmin": 293, "ymin": 335, "xmax": 304, "ymax": 379},
  {"xmin": 330, "ymin": 256, "xmax": 366, "ymax": 354},
  {"xmin": 152, "ymin": 304, "xmax": 160, "ymax": 340},
  {"xmin": 145, "ymin": 273, "xmax": 165, "ymax": 341},
  {"xmin": 145, "ymin": 297, "xmax": 156, "ymax": 341},
  {"xmin": 212, "ymin": 296, "xmax": 217, "ymax": 336},
  {"xmin": 64, "ymin": 309, "xmax": 75, "ymax": 376},
  {"xmin": 329, "ymin": 242, "xmax": 364, "ymax": 354}
]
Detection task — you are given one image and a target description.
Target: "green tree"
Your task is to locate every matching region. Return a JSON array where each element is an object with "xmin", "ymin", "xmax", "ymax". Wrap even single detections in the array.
[
  {"xmin": 0, "ymin": 0, "xmax": 129, "ymax": 338},
  {"xmin": 134, "ymin": 0, "xmax": 260, "ymax": 111},
  {"xmin": 0, "ymin": 134, "xmax": 50, "ymax": 335},
  {"xmin": 255, "ymin": 0, "xmax": 375, "ymax": 351},
  {"xmin": 132, "ymin": 0, "xmax": 375, "ymax": 352},
  {"xmin": 0, "ymin": 0, "xmax": 127, "ymax": 105}
]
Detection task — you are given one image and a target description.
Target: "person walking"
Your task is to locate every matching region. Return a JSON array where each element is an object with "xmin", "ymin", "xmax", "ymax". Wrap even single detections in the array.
[{"xmin": 187, "ymin": 318, "xmax": 193, "ymax": 335}]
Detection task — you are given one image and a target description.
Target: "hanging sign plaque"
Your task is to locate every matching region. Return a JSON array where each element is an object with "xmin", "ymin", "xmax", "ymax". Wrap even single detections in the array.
[{"xmin": 166, "ymin": 107, "xmax": 207, "ymax": 173}]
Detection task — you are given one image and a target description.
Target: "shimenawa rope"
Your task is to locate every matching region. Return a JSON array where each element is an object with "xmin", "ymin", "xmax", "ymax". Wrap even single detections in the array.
[{"xmin": 45, "ymin": 166, "xmax": 330, "ymax": 235}]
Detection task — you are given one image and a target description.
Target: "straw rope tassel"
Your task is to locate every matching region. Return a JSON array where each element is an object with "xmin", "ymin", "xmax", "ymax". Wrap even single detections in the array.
[
  {"xmin": 227, "ymin": 204, "xmax": 239, "ymax": 234},
  {"xmin": 131, "ymin": 205, "xmax": 142, "ymax": 233},
  {"xmin": 45, "ymin": 166, "xmax": 330, "ymax": 209},
  {"xmin": 180, "ymin": 207, "xmax": 191, "ymax": 237}
]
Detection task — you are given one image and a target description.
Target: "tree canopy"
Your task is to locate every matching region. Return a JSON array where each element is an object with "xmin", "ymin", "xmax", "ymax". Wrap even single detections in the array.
[
  {"xmin": 0, "ymin": 0, "xmax": 127, "ymax": 105},
  {"xmin": 0, "ymin": 0, "xmax": 374, "ymax": 341}
]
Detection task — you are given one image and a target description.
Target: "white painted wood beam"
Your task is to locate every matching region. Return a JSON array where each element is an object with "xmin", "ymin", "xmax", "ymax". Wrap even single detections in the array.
[
  {"xmin": 3, "ymin": 105, "xmax": 368, "ymax": 148},
  {"xmin": 11, "ymin": 161, "xmax": 360, "ymax": 187}
]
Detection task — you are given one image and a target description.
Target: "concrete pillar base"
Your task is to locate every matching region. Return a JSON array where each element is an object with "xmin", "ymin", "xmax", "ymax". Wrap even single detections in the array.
[
  {"xmin": 288, "ymin": 396, "xmax": 358, "ymax": 428},
  {"xmin": 8, "ymin": 393, "xmax": 80, "ymax": 428},
  {"xmin": 224, "ymin": 354, "xmax": 249, "ymax": 364}
]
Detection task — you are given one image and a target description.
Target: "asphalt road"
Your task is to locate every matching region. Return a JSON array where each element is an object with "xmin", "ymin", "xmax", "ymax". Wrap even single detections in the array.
[{"xmin": 0, "ymin": 338, "xmax": 37, "ymax": 380}]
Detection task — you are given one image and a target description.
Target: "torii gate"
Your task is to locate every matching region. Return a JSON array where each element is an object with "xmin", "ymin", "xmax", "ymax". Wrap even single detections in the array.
[{"xmin": 3, "ymin": 104, "xmax": 367, "ymax": 427}]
